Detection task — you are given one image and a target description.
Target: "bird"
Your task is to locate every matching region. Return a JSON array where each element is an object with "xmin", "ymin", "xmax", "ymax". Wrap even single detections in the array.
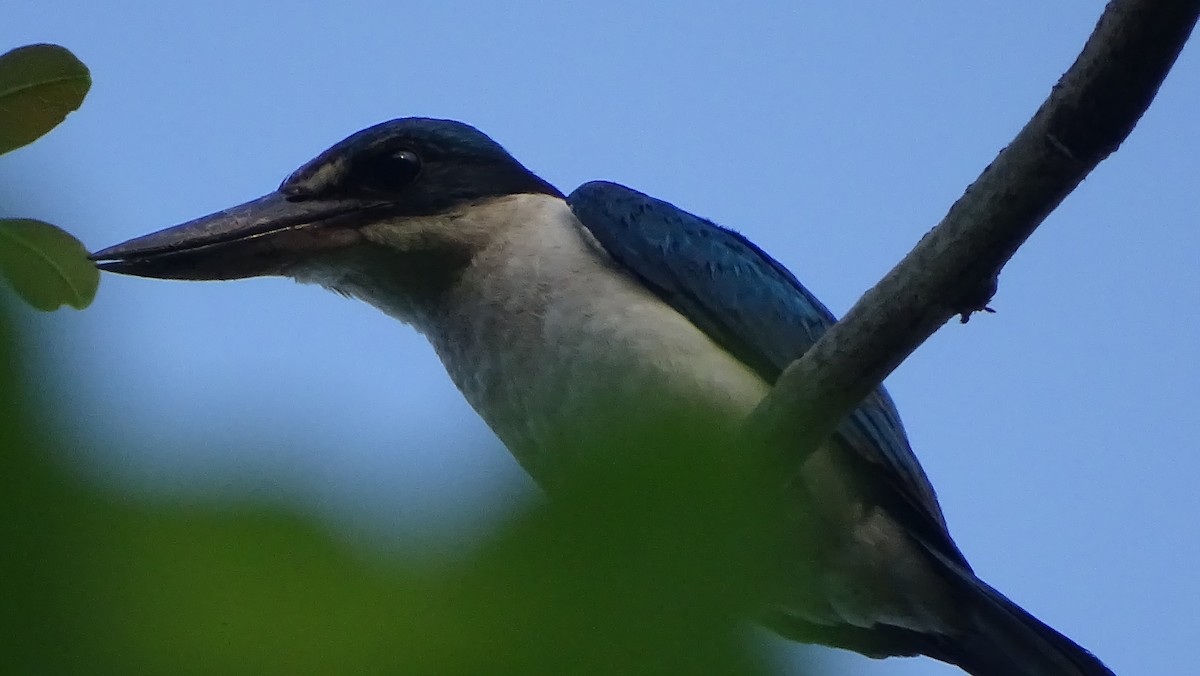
[{"xmin": 90, "ymin": 117, "xmax": 1113, "ymax": 676}]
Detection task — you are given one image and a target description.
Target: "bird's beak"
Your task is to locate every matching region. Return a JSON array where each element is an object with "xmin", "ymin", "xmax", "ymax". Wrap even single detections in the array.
[{"xmin": 90, "ymin": 192, "xmax": 387, "ymax": 280}]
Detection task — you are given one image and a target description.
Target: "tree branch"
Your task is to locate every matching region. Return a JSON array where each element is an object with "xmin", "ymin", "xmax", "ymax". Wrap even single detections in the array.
[{"xmin": 748, "ymin": 0, "xmax": 1199, "ymax": 460}]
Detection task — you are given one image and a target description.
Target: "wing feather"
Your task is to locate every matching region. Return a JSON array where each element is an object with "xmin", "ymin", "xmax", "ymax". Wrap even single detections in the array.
[{"xmin": 568, "ymin": 180, "xmax": 965, "ymax": 565}]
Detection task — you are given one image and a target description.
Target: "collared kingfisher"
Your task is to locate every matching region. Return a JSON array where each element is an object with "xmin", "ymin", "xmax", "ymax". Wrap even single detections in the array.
[{"xmin": 91, "ymin": 118, "xmax": 1113, "ymax": 676}]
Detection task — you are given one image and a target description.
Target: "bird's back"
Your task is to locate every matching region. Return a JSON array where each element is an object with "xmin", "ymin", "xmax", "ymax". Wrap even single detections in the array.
[{"xmin": 415, "ymin": 191, "xmax": 967, "ymax": 644}]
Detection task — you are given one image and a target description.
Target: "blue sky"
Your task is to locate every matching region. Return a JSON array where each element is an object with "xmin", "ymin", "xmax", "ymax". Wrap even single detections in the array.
[{"xmin": 4, "ymin": 3, "xmax": 1198, "ymax": 674}]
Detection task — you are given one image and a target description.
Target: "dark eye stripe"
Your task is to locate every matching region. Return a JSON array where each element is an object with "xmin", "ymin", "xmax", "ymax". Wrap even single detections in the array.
[{"xmin": 353, "ymin": 149, "xmax": 422, "ymax": 194}]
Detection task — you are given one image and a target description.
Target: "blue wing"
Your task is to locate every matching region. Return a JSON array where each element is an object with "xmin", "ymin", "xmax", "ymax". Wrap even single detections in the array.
[{"xmin": 568, "ymin": 180, "xmax": 965, "ymax": 564}]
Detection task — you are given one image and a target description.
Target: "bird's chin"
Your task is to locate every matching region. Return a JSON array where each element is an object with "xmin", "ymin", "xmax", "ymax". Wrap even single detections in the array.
[{"xmin": 89, "ymin": 191, "xmax": 385, "ymax": 281}]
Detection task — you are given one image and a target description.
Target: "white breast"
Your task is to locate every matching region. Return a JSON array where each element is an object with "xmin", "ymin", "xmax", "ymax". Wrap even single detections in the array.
[
  {"xmin": 292, "ymin": 193, "xmax": 958, "ymax": 633},
  {"xmin": 421, "ymin": 194, "xmax": 770, "ymax": 482}
]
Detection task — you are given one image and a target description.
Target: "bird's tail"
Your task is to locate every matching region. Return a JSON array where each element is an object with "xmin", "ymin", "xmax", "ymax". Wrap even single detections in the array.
[{"xmin": 926, "ymin": 549, "xmax": 1115, "ymax": 676}]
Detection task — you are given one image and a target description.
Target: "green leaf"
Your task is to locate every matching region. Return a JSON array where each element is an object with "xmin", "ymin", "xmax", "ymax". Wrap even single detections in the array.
[
  {"xmin": 0, "ymin": 44, "xmax": 91, "ymax": 155},
  {"xmin": 0, "ymin": 218, "xmax": 99, "ymax": 310}
]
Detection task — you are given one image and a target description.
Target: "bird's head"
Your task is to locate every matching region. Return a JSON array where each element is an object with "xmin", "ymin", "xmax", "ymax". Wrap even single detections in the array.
[{"xmin": 91, "ymin": 118, "xmax": 562, "ymax": 302}]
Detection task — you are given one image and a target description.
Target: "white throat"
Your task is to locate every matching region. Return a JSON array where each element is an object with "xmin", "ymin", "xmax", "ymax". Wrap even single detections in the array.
[{"xmin": 403, "ymin": 194, "xmax": 771, "ymax": 481}]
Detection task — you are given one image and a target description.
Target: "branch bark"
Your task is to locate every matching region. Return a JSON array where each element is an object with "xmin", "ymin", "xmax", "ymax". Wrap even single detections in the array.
[{"xmin": 748, "ymin": 0, "xmax": 1199, "ymax": 459}]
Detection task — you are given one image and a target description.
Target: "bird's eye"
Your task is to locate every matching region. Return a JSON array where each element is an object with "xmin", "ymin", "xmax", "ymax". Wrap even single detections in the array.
[{"xmin": 356, "ymin": 149, "xmax": 422, "ymax": 193}]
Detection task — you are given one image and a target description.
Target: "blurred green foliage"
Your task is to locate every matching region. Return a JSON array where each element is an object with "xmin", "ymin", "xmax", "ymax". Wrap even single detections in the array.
[
  {"xmin": 0, "ymin": 217, "xmax": 98, "ymax": 310},
  {"xmin": 0, "ymin": 44, "xmax": 90, "ymax": 155},
  {"xmin": 0, "ymin": 41, "xmax": 815, "ymax": 676},
  {"xmin": 0, "ymin": 301, "xmax": 810, "ymax": 675},
  {"xmin": 0, "ymin": 44, "xmax": 98, "ymax": 312}
]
